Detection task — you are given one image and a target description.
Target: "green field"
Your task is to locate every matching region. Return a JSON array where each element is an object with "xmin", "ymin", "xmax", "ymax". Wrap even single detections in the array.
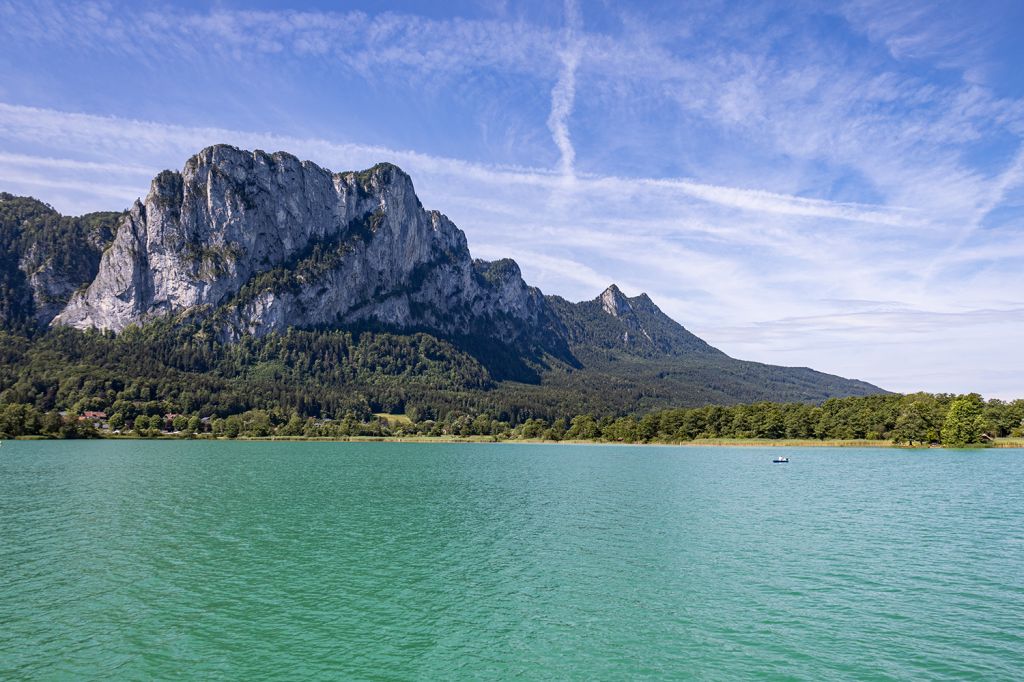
[{"xmin": 373, "ymin": 413, "xmax": 413, "ymax": 426}]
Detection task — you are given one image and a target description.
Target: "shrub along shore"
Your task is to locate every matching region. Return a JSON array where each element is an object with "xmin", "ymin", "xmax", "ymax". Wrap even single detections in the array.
[{"xmin": 2, "ymin": 392, "xmax": 1020, "ymax": 448}]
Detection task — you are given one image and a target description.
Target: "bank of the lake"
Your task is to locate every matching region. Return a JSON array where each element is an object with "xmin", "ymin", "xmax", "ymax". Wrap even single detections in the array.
[
  {"xmin": 2, "ymin": 440, "xmax": 1023, "ymax": 679},
  {"xmin": 10, "ymin": 433, "xmax": 1023, "ymax": 448}
]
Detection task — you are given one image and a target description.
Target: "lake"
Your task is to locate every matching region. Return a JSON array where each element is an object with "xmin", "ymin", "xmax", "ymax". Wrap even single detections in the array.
[{"xmin": 1, "ymin": 440, "xmax": 1022, "ymax": 679}]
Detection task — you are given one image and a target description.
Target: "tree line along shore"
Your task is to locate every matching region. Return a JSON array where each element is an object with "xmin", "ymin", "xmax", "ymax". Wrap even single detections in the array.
[{"xmin": 2, "ymin": 392, "xmax": 1020, "ymax": 448}]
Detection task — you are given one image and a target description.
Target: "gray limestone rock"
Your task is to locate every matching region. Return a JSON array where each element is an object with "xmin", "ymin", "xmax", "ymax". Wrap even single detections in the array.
[{"xmin": 53, "ymin": 145, "xmax": 564, "ymax": 355}]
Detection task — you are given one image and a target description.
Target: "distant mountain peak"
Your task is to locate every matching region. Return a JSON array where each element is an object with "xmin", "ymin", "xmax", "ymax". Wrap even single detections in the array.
[
  {"xmin": 600, "ymin": 284, "xmax": 632, "ymax": 317},
  {"xmin": 630, "ymin": 291, "xmax": 656, "ymax": 308}
]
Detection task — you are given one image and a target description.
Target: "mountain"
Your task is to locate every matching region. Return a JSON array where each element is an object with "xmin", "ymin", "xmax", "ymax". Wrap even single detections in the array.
[
  {"xmin": 0, "ymin": 146, "xmax": 883, "ymax": 420},
  {"xmin": 511, "ymin": 284, "xmax": 882, "ymax": 415},
  {"xmin": 0, "ymin": 193, "xmax": 121, "ymax": 331},
  {"xmin": 548, "ymin": 284, "xmax": 721, "ymax": 358},
  {"xmin": 52, "ymin": 147, "xmax": 569, "ymax": 368}
]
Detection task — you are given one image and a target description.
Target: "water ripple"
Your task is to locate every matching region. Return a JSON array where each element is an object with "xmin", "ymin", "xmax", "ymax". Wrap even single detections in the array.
[{"xmin": 1, "ymin": 441, "xmax": 1022, "ymax": 679}]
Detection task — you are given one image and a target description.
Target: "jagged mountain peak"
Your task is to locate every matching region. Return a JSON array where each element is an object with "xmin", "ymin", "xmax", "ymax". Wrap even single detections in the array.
[
  {"xmin": 598, "ymin": 284, "xmax": 663, "ymax": 319},
  {"xmin": 599, "ymin": 284, "xmax": 632, "ymax": 317},
  {"xmin": 183, "ymin": 145, "xmax": 416, "ymax": 194},
  {"xmin": 629, "ymin": 292, "xmax": 658, "ymax": 311},
  {"xmin": 187, "ymin": 144, "xmax": 306, "ymax": 169},
  {"xmin": 342, "ymin": 161, "xmax": 413, "ymax": 188},
  {"xmin": 547, "ymin": 284, "xmax": 721, "ymax": 359}
]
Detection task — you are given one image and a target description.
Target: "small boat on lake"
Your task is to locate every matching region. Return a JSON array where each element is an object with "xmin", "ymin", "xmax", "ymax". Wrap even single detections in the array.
[{"xmin": 772, "ymin": 455, "xmax": 789, "ymax": 463}]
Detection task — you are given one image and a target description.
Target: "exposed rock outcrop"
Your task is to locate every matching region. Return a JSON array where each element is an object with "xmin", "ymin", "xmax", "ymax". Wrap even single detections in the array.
[
  {"xmin": 0, "ymin": 193, "xmax": 118, "ymax": 328},
  {"xmin": 53, "ymin": 145, "xmax": 567, "ymax": 357},
  {"xmin": 599, "ymin": 284, "xmax": 632, "ymax": 317}
]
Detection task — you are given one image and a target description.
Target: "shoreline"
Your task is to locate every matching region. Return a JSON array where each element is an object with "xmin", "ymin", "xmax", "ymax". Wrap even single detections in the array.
[{"xmin": 9, "ymin": 435, "xmax": 1022, "ymax": 448}]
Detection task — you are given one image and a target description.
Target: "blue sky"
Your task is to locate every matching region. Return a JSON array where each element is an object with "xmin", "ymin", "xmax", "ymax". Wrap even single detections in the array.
[{"xmin": 1, "ymin": 0, "xmax": 1023, "ymax": 397}]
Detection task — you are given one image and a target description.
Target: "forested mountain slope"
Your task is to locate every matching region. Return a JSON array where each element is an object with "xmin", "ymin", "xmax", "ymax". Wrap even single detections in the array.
[{"xmin": 0, "ymin": 147, "xmax": 883, "ymax": 421}]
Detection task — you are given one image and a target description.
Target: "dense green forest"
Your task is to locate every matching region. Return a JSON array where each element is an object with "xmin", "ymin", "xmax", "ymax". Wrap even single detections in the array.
[
  {"xmin": 2, "ymin": 374, "xmax": 1018, "ymax": 448},
  {"xmin": 0, "ymin": 319, "xmax": 1017, "ymax": 448},
  {"xmin": 0, "ymin": 309, "xmax": 884, "ymax": 428}
]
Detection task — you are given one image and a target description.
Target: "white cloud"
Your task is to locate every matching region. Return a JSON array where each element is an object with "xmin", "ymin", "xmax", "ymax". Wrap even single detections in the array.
[
  {"xmin": 0, "ymin": 152, "xmax": 153, "ymax": 175},
  {"xmin": 546, "ymin": 0, "xmax": 582, "ymax": 179},
  {"xmin": 935, "ymin": 142, "xmax": 1024, "ymax": 264}
]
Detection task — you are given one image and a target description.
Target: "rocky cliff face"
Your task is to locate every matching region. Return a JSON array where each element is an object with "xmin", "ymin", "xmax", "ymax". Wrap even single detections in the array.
[
  {"xmin": 0, "ymin": 193, "xmax": 118, "ymax": 330},
  {"xmin": 21, "ymin": 216, "xmax": 117, "ymax": 326},
  {"xmin": 53, "ymin": 146, "xmax": 566, "ymax": 357}
]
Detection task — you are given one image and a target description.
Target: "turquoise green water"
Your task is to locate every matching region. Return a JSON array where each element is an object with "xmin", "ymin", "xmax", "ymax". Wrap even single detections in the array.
[{"xmin": 1, "ymin": 441, "xmax": 1022, "ymax": 679}]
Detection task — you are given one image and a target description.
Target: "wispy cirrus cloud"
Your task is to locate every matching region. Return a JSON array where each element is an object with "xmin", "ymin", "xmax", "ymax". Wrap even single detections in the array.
[
  {"xmin": 547, "ymin": 0, "xmax": 583, "ymax": 179},
  {"xmin": 0, "ymin": 1, "xmax": 562, "ymax": 79},
  {"xmin": 0, "ymin": 102, "xmax": 920, "ymax": 228},
  {"xmin": 837, "ymin": 0, "xmax": 1020, "ymax": 82}
]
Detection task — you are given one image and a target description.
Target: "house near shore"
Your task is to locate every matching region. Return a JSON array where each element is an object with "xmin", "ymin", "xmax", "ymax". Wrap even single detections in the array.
[{"xmin": 79, "ymin": 411, "xmax": 109, "ymax": 429}]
